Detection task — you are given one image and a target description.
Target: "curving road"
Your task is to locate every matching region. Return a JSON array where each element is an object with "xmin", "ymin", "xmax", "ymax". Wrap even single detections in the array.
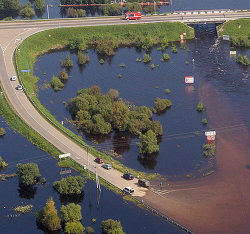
[{"xmin": 0, "ymin": 12, "xmax": 249, "ymax": 233}]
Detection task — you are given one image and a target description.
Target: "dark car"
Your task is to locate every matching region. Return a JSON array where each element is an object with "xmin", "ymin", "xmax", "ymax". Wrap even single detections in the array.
[
  {"xmin": 95, "ymin": 157, "xmax": 104, "ymax": 164},
  {"xmin": 138, "ymin": 179, "xmax": 150, "ymax": 188},
  {"xmin": 123, "ymin": 173, "xmax": 134, "ymax": 180}
]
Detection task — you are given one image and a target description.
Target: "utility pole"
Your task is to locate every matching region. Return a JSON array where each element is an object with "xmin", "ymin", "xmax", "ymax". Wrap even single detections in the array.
[
  {"xmin": 170, "ymin": 0, "xmax": 173, "ymax": 12},
  {"xmin": 47, "ymin": 4, "xmax": 50, "ymax": 19}
]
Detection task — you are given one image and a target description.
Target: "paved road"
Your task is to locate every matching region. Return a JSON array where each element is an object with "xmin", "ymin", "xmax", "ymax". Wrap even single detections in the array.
[{"xmin": 0, "ymin": 12, "xmax": 249, "ymax": 231}]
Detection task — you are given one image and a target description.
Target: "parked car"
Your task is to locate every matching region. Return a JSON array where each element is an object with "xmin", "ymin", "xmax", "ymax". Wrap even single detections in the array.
[
  {"xmin": 123, "ymin": 173, "xmax": 134, "ymax": 180},
  {"xmin": 138, "ymin": 179, "xmax": 150, "ymax": 188},
  {"xmin": 95, "ymin": 157, "xmax": 104, "ymax": 164},
  {"xmin": 123, "ymin": 187, "xmax": 135, "ymax": 194},
  {"xmin": 102, "ymin": 164, "xmax": 112, "ymax": 170},
  {"xmin": 16, "ymin": 84, "xmax": 22, "ymax": 90},
  {"xmin": 10, "ymin": 76, "xmax": 17, "ymax": 81}
]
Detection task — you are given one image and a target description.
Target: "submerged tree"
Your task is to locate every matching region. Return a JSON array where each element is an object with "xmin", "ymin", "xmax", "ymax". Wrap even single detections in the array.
[
  {"xmin": 101, "ymin": 219, "xmax": 125, "ymax": 234},
  {"xmin": 137, "ymin": 130, "xmax": 159, "ymax": 154},
  {"xmin": 17, "ymin": 163, "xmax": 41, "ymax": 186}
]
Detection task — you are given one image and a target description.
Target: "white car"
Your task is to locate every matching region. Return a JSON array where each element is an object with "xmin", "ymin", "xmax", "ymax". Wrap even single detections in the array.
[
  {"xmin": 102, "ymin": 164, "xmax": 112, "ymax": 170},
  {"xmin": 16, "ymin": 84, "xmax": 22, "ymax": 90},
  {"xmin": 10, "ymin": 76, "xmax": 17, "ymax": 81},
  {"xmin": 123, "ymin": 187, "xmax": 135, "ymax": 194}
]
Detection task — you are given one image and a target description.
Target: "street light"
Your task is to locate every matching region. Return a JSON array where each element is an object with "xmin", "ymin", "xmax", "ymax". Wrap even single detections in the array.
[{"xmin": 46, "ymin": 4, "xmax": 53, "ymax": 19}]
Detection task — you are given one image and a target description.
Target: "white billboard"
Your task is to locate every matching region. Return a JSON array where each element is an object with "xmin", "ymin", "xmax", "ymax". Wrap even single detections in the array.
[
  {"xmin": 59, "ymin": 153, "xmax": 71, "ymax": 159},
  {"xmin": 185, "ymin": 76, "xmax": 194, "ymax": 84},
  {"xmin": 205, "ymin": 131, "xmax": 216, "ymax": 136}
]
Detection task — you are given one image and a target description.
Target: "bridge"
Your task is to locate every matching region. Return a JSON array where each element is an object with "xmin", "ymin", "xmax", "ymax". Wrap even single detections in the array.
[{"xmin": 0, "ymin": 11, "xmax": 249, "ymax": 233}]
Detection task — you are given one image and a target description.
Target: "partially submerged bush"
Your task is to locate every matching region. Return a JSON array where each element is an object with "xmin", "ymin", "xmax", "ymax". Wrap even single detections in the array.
[{"xmin": 50, "ymin": 76, "xmax": 64, "ymax": 91}]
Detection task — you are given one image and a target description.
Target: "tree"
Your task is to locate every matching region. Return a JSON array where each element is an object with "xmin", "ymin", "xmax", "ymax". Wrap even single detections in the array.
[
  {"xmin": 91, "ymin": 114, "xmax": 112, "ymax": 135},
  {"xmin": 107, "ymin": 89, "xmax": 119, "ymax": 101},
  {"xmin": 53, "ymin": 176, "xmax": 84, "ymax": 195},
  {"xmin": 101, "ymin": 219, "xmax": 125, "ymax": 234},
  {"xmin": 143, "ymin": 54, "xmax": 152, "ymax": 63},
  {"xmin": 1, "ymin": 0, "xmax": 20, "ymax": 11},
  {"xmin": 236, "ymin": 54, "xmax": 250, "ymax": 66},
  {"xmin": 64, "ymin": 55, "xmax": 73, "ymax": 67},
  {"xmin": 153, "ymin": 97, "xmax": 172, "ymax": 113},
  {"xmin": 149, "ymin": 120, "xmax": 163, "ymax": 136},
  {"xmin": 60, "ymin": 203, "xmax": 82, "ymax": 223},
  {"xmin": 96, "ymin": 39, "xmax": 117, "ymax": 56},
  {"xmin": 90, "ymin": 86, "xmax": 101, "ymax": 96},
  {"xmin": 35, "ymin": 0, "xmax": 45, "ymax": 11},
  {"xmin": 137, "ymin": 130, "xmax": 159, "ymax": 154},
  {"xmin": 126, "ymin": 2, "xmax": 142, "ymax": 12},
  {"xmin": 36, "ymin": 197, "xmax": 61, "ymax": 231},
  {"xmin": 86, "ymin": 226, "xmax": 95, "ymax": 234},
  {"xmin": 112, "ymin": 101, "xmax": 130, "ymax": 131},
  {"xmin": 64, "ymin": 221, "xmax": 85, "ymax": 234},
  {"xmin": 196, "ymin": 102, "xmax": 204, "ymax": 112},
  {"xmin": 58, "ymin": 69, "xmax": 69, "ymax": 80},
  {"xmin": 137, "ymin": 106, "xmax": 152, "ymax": 119},
  {"xmin": 20, "ymin": 2, "xmax": 35, "ymax": 17},
  {"xmin": 17, "ymin": 163, "xmax": 41, "ymax": 186},
  {"xmin": 78, "ymin": 52, "xmax": 90, "ymax": 65}
]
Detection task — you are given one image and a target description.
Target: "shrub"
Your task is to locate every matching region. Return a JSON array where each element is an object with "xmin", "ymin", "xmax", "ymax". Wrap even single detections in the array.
[
  {"xmin": 165, "ymin": 89, "xmax": 171, "ymax": 94},
  {"xmin": 236, "ymin": 54, "xmax": 250, "ymax": 66},
  {"xmin": 50, "ymin": 76, "xmax": 64, "ymax": 91},
  {"xmin": 78, "ymin": 52, "xmax": 90, "ymax": 65},
  {"xmin": 86, "ymin": 226, "xmax": 95, "ymax": 234},
  {"xmin": 171, "ymin": 45, "xmax": 178, "ymax": 53},
  {"xmin": 53, "ymin": 176, "xmax": 84, "ymax": 195},
  {"xmin": 20, "ymin": 3, "xmax": 35, "ymax": 18},
  {"xmin": 107, "ymin": 89, "xmax": 119, "ymax": 100},
  {"xmin": 185, "ymin": 60, "xmax": 189, "ymax": 65},
  {"xmin": 64, "ymin": 55, "xmax": 73, "ymax": 67},
  {"xmin": 202, "ymin": 118, "xmax": 208, "ymax": 125},
  {"xmin": 120, "ymin": 63, "xmax": 126, "ymax": 67},
  {"xmin": 153, "ymin": 97, "xmax": 172, "ymax": 113},
  {"xmin": 117, "ymin": 74, "xmax": 122, "ymax": 78},
  {"xmin": 77, "ymin": 9, "xmax": 86, "ymax": 18},
  {"xmin": 0, "ymin": 156, "xmax": 8, "ymax": 168},
  {"xmin": 99, "ymin": 59, "xmax": 105, "ymax": 64},
  {"xmin": 151, "ymin": 64, "xmax": 155, "ymax": 69},
  {"xmin": 96, "ymin": 39, "xmax": 117, "ymax": 56},
  {"xmin": 41, "ymin": 177, "xmax": 46, "ymax": 184},
  {"xmin": 136, "ymin": 58, "xmax": 142, "ymax": 62},
  {"xmin": 196, "ymin": 102, "xmax": 204, "ymax": 112},
  {"xmin": 67, "ymin": 8, "xmax": 78, "ymax": 18},
  {"xmin": 58, "ymin": 69, "xmax": 68, "ymax": 80},
  {"xmin": 143, "ymin": 54, "xmax": 152, "ymax": 63},
  {"xmin": 0, "ymin": 127, "xmax": 6, "ymax": 136},
  {"xmin": 162, "ymin": 53, "xmax": 170, "ymax": 61},
  {"xmin": 65, "ymin": 222, "xmax": 85, "ymax": 234},
  {"xmin": 60, "ymin": 203, "xmax": 82, "ymax": 223}
]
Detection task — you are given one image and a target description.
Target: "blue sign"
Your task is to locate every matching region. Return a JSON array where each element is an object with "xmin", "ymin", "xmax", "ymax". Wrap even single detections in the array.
[{"xmin": 21, "ymin": 70, "xmax": 30, "ymax": 73}]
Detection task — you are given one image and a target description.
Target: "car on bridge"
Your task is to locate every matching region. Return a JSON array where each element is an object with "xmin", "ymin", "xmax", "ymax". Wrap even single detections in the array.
[
  {"xmin": 16, "ymin": 84, "xmax": 22, "ymax": 90},
  {"xmin": 123, "ymin": 172, "xmax": 134, "ymax": 180},
  {"xmin": 102, "ymin": 164, "xmax": 112, "ymax": 170},
  {"xmin": 10, "ymin": 76, "xmax": 16, "ymax": 81},
  {"xmin": 123, "ymin": 187, "xmax": 135, "ymax": 194}
]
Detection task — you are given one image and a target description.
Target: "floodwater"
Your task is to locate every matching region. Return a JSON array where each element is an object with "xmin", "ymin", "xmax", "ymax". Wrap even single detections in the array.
[
  {"xmin": 0, "ymin": 0, "xmax": 249, "ymax": 20},
  {"xmin": 0, "ymin": 115, "xmax": 182, "ymax": 233},
  {"xmin": 34, "ymin": 23, "xmax": 249, "ymax": 178}
]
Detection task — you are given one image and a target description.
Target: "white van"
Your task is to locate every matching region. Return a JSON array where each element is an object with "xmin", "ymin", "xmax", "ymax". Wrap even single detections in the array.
[{"xmin": 123, "ymin": 187, "xmax": 135, "ymax": 194}]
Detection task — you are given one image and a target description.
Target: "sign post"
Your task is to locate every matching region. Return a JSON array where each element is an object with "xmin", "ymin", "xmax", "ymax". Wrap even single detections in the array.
[{"xmin": 205, "ymin": 131, "xmax": 216, "ymax": 144}]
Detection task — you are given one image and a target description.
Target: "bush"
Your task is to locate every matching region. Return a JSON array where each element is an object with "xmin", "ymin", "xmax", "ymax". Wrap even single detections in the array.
[
  {"xmin": 86, "ymin": 226, "xmax": 95, "ymax": 234},
  {"xmin": 202, "ymin": 118, "xmax": 208, "ymax": 125},
  {"xmin": 77, "ymin": 9, "xmax": 86, "ymax": 18},
  {"xmin": 117, "ymin": 74, "xmax": 122, "ymax": 78},
  {"xmin": 171, "ymin": 45, "xmax": 178, "ymax": 53},
  {"xmin": 0, "ymin": 127, "xmax": 6, "ymax": 136},
  {"xmin": 196, "ymin": 102, "xmax": 204, "ymax": 112},
  {"xmin": 65, "ymin": 222, "xmax": 85, "ymax": 234},
  {"xmin": 60, "ymin": 203, "xmax": 82, "ymax": 223},
  {"xmin": 101, "ymin": 219, "xmax": 125, "ymax": 234},
  {"xmin": 99, "ymin": 59, "xmax": 105, "ymax": 64},
  {"xmin": 58, "ymin": 69, "xmax": 69, "ymax": 80},
  {"xmin": 185, "ymin": 60, "xmax": 189, "ymax": 65},
  {"xmin": 162, "ymin": 53, "xmax": 170, "ymax": 61},
  {"xmin": 41, "ymin": 177, "xmax": 46, "ymax": 184},
  {"xmin": 107, "ymin": 89, "xmax": 119, "ymax": 100},
  {"xmin": 153, "ymin": 97, "xmax": 172, "ymax": 113},
  {"xmin": 151, "ymin": 64, "xmax": 155, "ymax": 69},
  {"xmin": 143, "ymin": 54, "xmax": 152, "ymax": 63},
  {"xmin": 67, "ymin": 8, "xmax": 78, "ymax": 18},
  {"xmin": 0, "ymin": 156, "xmax": 8, "ymax": 168},
  {"xmin": 137, "ymin": 130, "xmax": 159, "ymax": 154},
  {"xmin": 96, "ymin": 39, "xmax": 117, "ymax": 56},
  {"xmin": 50, "ymin": 76, "xmax": 64, "ymax": 91},
  {"xmin": 63, "ymin": 55, "xmax": 73, "ymax": 67},
  {"xmin": 20, "ymin": 2, "xmax": 35, "ymax": 18},
  {"xmin": 120, "ymin": 63, "xmax": 126, "ymax": 67},
  {"xmin": 136, "ymin": 58, "xmax": 142, "ymax": 62},
  {"xmin": 17, "ymin": 163, "xmax": 41, "ymax": 186},
  {"xmin": 165, "ymin": 89, "xmax": 171, "ymax": 94},
  {"xmin": 78, "ymin": 52, "xmax": 90, "ymax": 65},
  {"xmin": 236, "ymin": 54, "xmax": 250, "ymax": 66},
  {"xmin": 53, "ymin": 176, "xmax": 84, "ymax": 195}
]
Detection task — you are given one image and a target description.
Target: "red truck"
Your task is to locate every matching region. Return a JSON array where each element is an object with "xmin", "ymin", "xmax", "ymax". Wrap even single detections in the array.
[{"xmin": 125, "ymin": 12, "xmax": 142, "ymax": 20}]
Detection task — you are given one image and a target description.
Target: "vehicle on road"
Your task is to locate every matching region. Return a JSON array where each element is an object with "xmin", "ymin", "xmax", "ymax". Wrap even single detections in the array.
[
  {"xmin": 138, "ymin": 179, "xmax": 150, "ymax": 188},
  {"xmin": 10, "ymin": 76, "xmax": 17, "ymax": 81},
  {"xmin": 123, "ymin": 173, "xmax": 134, "ymax": 180},
  {"xmin": 102, "ymin": 164, "xmax": 112, "ymax": 170},
  {"xmin": 124, "ymin": 12, "xmax": 142, "ymax": 20},
  {"xmin": 123, "ymin": 187, "xmax": 135, "ymax": 194},
  {"xmin": 16, "ymin": 84, "xmax": 22, "ymax": 90},
  {"xmin": 95, "ymin": 157, "xmax": 104, "ymax": 164}
]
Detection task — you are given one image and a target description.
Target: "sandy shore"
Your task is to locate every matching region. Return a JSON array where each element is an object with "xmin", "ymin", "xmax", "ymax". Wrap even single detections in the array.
[{"xmin": 139, "ymin": 83, "xmax": 250, "ymax": 233}]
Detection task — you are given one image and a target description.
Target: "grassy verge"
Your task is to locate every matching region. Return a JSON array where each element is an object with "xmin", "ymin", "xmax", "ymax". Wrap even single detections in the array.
[
  {"xmin": 14, "ymin": 22, "xmax": 194, "ymax": 180},
  {"xmin": 217, "ymin": 18, "xmax": 250, "ymax": 46}
]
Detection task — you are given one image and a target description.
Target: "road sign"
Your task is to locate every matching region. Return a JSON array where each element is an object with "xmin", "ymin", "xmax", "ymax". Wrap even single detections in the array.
[
  {"xmin": 230, "ymin": 51, "xmax": 236, "ymax": 55},
  {"xmin": 205, "ymin": 131, "xmax": 216, "ymax": 136},
  {"xmin": 223, "ymin": 35, "xmax": 230, "ymax": 41},
  {"xmin": 185, "ymin": 76, "xmax": 194, "ymax": 84},
  {"xmin": 59, "ymin": 153, "xmax": 70, "ymax": 159},
  {"xmin": 21, "ymin": 70, "xmax": 30, "ymax": 73}
]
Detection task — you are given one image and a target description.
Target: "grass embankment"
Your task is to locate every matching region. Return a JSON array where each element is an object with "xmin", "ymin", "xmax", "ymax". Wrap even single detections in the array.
[
  {"xmin": 15, "ymin": 22, "xmax": 194, "ymax": 180},
  {"xmin": 217, "ymin": 18, "xmax": 250, "ymax": 47}
]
